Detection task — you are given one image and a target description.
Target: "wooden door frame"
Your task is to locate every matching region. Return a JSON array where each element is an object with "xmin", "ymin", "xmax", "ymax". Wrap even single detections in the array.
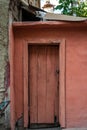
[{"xmin": 23, "ymin": 39, "xmax": 66, "ymax": 128}]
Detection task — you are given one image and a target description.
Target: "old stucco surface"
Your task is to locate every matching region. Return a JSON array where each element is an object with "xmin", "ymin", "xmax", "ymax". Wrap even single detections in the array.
[
  {"xmin": 0, "ymin": 0, "xmax": 10, "ymax": 127},
  {"xmin": 0, "ymin": 0, "xmax": 9, "ymax": 102},
  {"xmin": 0, "ymin": 0, "xmax": 21, "ymax": 128},
  {"xmin": 12, "ymin": 23, "xmax": 87, "ymax": 129}
]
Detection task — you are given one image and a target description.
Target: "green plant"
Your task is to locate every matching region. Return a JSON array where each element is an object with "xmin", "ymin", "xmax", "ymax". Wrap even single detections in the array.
[
  {"xmin": 74, "ymin": 2, "xmax": 87, "ymax": 17},
  {"xmin": 55, "ymin": 0, "xmax": 87, "ymax": 17}
]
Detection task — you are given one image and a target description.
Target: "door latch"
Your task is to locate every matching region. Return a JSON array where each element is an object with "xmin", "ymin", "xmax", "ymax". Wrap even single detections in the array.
[
  {"xmin": 56, "ymin": 69, "xmax": 59, "ymax": 74},
  {"xmin": 54, "ymin": 115, "xmax": 57, "ymax": 123}
]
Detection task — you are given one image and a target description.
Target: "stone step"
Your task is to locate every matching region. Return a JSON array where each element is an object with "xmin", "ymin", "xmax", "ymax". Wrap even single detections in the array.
[
  {"xmin": 62, "ymin": 128, "xmax": 87, "ymax": 130},
  {"xmin": 27, "ymin": 127, "xmax": 61, "ymax": 130}
]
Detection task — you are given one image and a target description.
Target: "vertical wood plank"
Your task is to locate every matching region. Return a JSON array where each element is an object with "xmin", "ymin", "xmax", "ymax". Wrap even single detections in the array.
[
  {"xmin": 24, "ymin": 43, "xmax": 28, "ymax": 127},
  {"xmin": 54, "ymin": 46, "xmax": 59, "ymax": 123},
  {"xmin": 29, "ymin": 46, "xmax": 38, "ymax": 123},
  {"xmin": 59, "ymin": 40, "xmax": 66, "ymax": 127},
  {"xmin": 46, "ymin": 46, "xmax": 56, "ymax": 123},
  {"xmin": 29, "ymin": 45, "xmax": 61, "ymax": 126},
  {"xmin": 37, "ymin": 46, "xmax": 47, "ymax": 123}
]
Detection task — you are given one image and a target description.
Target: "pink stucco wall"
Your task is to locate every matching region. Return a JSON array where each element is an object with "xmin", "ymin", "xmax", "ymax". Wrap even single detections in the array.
[
  {"xmin": 12, "ymin": 22, "xmax": 87, "ymax": 128},
  {"xmin": 66, "ymin": 30, "xmax": 87, "ymax": 128}
]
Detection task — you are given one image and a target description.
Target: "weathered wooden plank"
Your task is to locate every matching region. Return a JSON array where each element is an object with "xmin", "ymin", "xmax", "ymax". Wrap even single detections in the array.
[
  {"xmin": 54, "ymin": 46, "xmax": 59, "ymax": 123},
  {"xmin": 37, "ymin": 46, "xmax": 47, "ymax": 123},
  {"xmin": 46, "ymin": 46, "xmax": 56, "ymax": 123},
  {"xmin": 29, "ymin": 45, "xmax": 60, "ymax": 125},
  {"xmin": 29, "ymin": 46, "xmax": 38, "ymax": 123}
]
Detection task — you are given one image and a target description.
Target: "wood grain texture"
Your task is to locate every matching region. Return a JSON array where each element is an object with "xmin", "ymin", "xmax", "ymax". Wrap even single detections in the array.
[
  {"xmin": 46, "ymin": 46, "xmax": 59, "ymax": 123},
  {"xmin": 54, "ymin": 46, "xmax": 59, "ymax": 123},
  {"xmin": 46, "ymin": 46, "xmax": 55, "ymax": 123},
  {"xmin": 37, "ymin": 46, "xmax": 47, "ymax": 123},
  {"xmin": 29, "ymin": 45, "xmax": 59, "ymax": 124},
  {"xmin": 29, "ymin": 46, "xmax": 38, "ymax": 123}
]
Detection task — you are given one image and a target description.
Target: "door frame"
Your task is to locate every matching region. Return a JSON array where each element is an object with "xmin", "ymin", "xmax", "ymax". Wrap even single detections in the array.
[{"xmin": 23, "ymin": 39, "xmax": 66, "ymax": 128}]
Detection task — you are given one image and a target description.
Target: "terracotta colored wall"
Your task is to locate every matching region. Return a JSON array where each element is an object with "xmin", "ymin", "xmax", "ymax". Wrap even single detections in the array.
[
  {"xmin": 65, "ymin": 32, "xmax": 87, "ymax": 128},
  {"xmin": 13, "ymin": 22, "xmax": 87, "ymax": 128}
]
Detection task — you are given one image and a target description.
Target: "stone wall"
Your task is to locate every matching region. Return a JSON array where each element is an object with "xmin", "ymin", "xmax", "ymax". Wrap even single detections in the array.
[
  {"xmin": 0, "ymin": 0, "xmax": 9, "ymax": 102},
  {"xmin": 0, "ymin": 0, "xmax": 10, "ymax": 128},
  {"xmin": 0, "ymin": 0, "xmax": 19, "ymax": 128}
]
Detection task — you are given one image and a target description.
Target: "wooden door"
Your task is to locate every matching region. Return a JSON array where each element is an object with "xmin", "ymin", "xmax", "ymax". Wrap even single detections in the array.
[{"xmin": 29, "ymin": 45, "xmax": 59, "ymax": 128}]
